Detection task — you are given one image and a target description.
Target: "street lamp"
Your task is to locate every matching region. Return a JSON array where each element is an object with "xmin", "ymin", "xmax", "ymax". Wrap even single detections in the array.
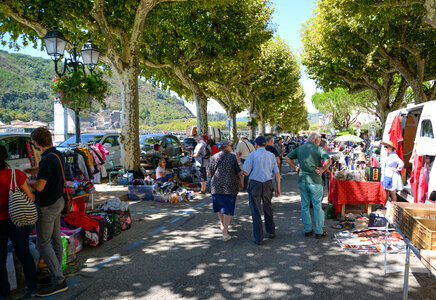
[{"xmin": 43, "ymin": 27, "xmax": 100, "ymax": 143}]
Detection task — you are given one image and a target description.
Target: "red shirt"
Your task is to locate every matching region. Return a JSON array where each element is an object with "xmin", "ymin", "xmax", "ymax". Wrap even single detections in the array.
[
  {"xmin": 0, "ymin": 168, "xmax": 27, "ymax": 220},
  {"xmin": 211, "ymin": 145, "xmax": 219, "ymax": 156}
]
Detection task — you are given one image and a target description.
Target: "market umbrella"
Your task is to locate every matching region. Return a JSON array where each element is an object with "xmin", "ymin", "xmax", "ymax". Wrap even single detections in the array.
[{"xmin": 334, "ymin": 134, "xmax": 363, "ymax": 143}]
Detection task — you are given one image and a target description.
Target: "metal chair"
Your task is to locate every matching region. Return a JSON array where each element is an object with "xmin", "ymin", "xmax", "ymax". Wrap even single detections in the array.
[{"xmin": 108, "ymin": 160, "xmax": 125, "ymax": 186}]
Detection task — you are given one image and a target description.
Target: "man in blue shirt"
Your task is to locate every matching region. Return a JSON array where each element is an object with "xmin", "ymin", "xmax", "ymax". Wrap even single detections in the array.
[{"xmin": 242, "ymin": 136, "xmax": 280, "ymax": 245}]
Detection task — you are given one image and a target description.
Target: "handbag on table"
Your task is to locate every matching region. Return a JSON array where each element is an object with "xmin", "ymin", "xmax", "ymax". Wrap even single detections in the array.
[{"xmin": 8, "ymin": 169, "xmax": 38, "ymax": 227}]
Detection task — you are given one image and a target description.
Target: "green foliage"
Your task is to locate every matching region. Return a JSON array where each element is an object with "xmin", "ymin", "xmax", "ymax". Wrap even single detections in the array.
[
  {"xmin": 52, "ymin": 70, "xmax": 109, "ymax": 111},
  {"xmin": 0, "ymin": 50, "xmax": 194, "ymax": 125}
]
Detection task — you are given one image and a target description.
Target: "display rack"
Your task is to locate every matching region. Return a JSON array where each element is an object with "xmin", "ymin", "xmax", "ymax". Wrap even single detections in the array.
[
  {"xmin": 384, "ymin": 215, "xmax": 436, "ymax": 300},
  {"xmin": 71, "ymin": 192, "xmax": 96, "ymax": 210}
]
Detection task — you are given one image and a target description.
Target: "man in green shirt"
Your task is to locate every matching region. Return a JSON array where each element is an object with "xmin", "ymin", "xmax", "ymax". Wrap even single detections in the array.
[{"xmin": 285, "ymin": 133, "xmax": 331, "ymax": 239}]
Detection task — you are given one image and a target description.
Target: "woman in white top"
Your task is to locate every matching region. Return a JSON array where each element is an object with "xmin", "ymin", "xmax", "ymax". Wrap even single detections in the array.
[
  {"xmin": 155, "ymin": 158, "xmax": 174, "ymax": 183},
  {"xmin": 381, "ymin": 140, "xmax": 404, "ymax": 202}
]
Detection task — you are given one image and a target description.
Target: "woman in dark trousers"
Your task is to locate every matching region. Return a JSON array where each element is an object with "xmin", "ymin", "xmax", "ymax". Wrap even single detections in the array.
[
  {"xmin": 207, "ymin": 140, "xmax": 243, "ymax": 242},
  {"xmin": 0, "ymin": 145, "xmax": 37, "ymax": 299}
]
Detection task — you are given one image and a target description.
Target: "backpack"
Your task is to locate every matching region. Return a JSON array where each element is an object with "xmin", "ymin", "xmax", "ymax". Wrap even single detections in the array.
[{"xmin": 204, "ymin": 144, "xmax": 212, "ymax": 160}]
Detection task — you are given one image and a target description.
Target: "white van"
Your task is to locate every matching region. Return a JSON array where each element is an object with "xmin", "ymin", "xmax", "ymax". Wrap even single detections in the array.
[
  {"xmin": 187, "ymin": 126, "xmax": 223, "ymax": 143},
  {"xmin": 383, "ymin": 101, "xmax": 436, "ymax": 202}
]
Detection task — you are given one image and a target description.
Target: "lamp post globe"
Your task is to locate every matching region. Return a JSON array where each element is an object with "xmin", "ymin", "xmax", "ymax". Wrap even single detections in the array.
[
  {"xmin": 43, "ymin": 27, "xmax": 67, "ymax": 61},
  {"xmin": 81, "ymin": 39, "xmax": 100, "ymax": 67}
]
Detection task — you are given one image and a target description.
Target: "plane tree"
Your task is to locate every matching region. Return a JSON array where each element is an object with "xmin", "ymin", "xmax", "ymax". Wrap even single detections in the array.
[
  {"xmin": 139, "ymin": 0, "xmax": 274, "ymax": 137},
  {"xmin": 301, "ymin": 0, "xmax": 415, "ymax": 127},
  {"xmin": 0, "ymin": 0, "xmax": 190, "ymax": 170}
]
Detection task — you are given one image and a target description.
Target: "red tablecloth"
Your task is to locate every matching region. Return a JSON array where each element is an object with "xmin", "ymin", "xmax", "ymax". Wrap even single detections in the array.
[{"xmin": 328, "ymin": 177, "xmax": 386, "ymax": 214}]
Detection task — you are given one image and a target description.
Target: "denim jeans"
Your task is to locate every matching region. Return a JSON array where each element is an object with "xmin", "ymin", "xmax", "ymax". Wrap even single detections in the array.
[
  {"xmin": 36, "ymin": 196, "xmax": 65, "ymax": 284},
  {"xmin": 0, "ymin": 219, "xmax": 37, "ymax": 298},
  {"xmin": 298, "ymin": 182, "xmax": 324, "ymax": 234},
  {"xmin": 248, "ymin": 180, "xmax": 275, "ymax": 243},
  {"xmin": 241, "ymin": 159, "xmax": 249, "ymax": 191}
]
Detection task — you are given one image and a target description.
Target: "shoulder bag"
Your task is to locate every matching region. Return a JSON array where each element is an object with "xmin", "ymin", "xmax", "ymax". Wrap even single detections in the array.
[
  {"xmin": 51, "ymin": 153, "xmax": 72, "ymax": 216},
  {"xmin": 8, "ymin": 169, "xmax": 38, "ymax": 227}
]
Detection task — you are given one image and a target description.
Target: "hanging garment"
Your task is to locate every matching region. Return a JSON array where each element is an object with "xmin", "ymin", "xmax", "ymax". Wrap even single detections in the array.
[
  {"xmin": 73, "ymin": 148, "xmax": 94, "ymax": 180},
  {"xmin": 64, "ymin": 150, "xmax": 80, "ymax": 180},
  {"xmin": 409, "ymin": 151, "xmax": 423, "ymax": 203},
  {"xmin": 95, "ymin": 143, "xmax": 109, "ymax": 161},
  {"xmin": 77, "ymin": 147, "xmax": 94, "ymax": 168},
  {"xmin": 418, "ymin": 156, "xmax": 429, "ymax": 203},
  {"xmin": 388, "ymin": 114, "xmax": 404, "ymax": 171}
]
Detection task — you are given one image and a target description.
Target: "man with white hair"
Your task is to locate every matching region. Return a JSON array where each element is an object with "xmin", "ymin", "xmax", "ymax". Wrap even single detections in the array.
[{"xmin": 285, "ymin": 132, "xmax": 331, "ymax": 239}]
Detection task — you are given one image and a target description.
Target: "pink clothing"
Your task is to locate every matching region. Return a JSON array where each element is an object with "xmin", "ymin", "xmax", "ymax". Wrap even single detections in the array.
[{"xmin": 94, "ymin": 143, "xmax": 109, "ymax": 161}]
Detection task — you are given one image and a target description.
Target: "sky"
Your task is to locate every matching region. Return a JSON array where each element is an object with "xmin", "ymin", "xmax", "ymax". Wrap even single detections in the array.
[{"xmin": 0, "ymin": 0, "xmax": 319, "ymax": 116}]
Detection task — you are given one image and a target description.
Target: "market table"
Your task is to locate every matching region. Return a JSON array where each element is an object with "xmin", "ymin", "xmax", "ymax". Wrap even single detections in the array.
[
  {"xmin": 328, "ymin": 176, "xmax": 386, "ymax": 216},
  {"xmin": 384, "ymin": 214, "xmax": 436, "ymax": 300}
]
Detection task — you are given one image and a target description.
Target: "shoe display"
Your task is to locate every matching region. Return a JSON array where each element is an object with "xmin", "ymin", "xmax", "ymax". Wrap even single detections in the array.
[
  {"xmin": 315, "ymin": 232, "xmax": 327, "ymax": 239},
  {"xmin": 304, "ymin": 230, "xmax": 314, "ymax": 237},
  {"xmin": 266, "ymin": 232, "xmax": 276, "ymax": 239},
  {"xmin": 35, "ymin": 280, "xmax": 68, "ymax": 297}
]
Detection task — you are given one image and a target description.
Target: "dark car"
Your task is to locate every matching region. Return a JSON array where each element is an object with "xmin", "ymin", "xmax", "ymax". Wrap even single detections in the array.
[
  {"xmin": 139, "ymin": 134, "xmax": 182, "ymax": 168},
  {"xmin": 182, "ymin": 137, "xmax": 197, "ymax": 152}
]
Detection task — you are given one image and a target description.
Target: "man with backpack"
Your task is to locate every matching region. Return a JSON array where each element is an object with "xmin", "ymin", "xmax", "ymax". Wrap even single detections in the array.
[
  {"xmin": 193, "ymin": 136, "xmax": 212, "ymax": 194},
  {"xmin": 236, "ymin": 136, "xmax": 255, "ymax": 191}
]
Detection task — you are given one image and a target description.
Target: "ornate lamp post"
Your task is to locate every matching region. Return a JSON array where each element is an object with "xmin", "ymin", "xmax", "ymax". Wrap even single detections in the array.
[{"xmin": 43, "ymin": 27, "xmax": 100, "ymax": 143}]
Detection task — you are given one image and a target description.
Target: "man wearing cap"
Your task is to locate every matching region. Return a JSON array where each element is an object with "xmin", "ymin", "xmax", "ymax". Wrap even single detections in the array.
[
  {"xmin": 236, "ymin": 137, "xmax": 255, "ymax": 192},
  {"xmin": 285, "ymin": 132, "xmax": 331, "ymax": 239},
  {"xmin": 242, "ymin": 136, "xmax": 280, "ymax": 245}
]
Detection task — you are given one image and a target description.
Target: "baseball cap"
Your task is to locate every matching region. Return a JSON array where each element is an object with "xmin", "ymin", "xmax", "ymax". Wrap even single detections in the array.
[{"xmin": 255, "ymin": 136, "xmax": 266, "ymax": 146}]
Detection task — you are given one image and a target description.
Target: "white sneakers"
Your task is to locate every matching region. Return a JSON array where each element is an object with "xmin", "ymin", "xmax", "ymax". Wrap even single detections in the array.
[{"xmin": 222, "ymin": 233, "xmax": 231, "ymax": 242}]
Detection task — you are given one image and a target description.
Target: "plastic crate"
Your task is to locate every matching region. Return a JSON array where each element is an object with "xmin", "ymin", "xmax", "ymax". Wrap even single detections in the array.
[
  {"xmin": 128, "ymin": 185, "xmax": 155, "ymax": 201},
  {"xmin": 410, "ymin": 219, "xmax": 436, "ymax": 250},
  {"xmin": 118, "ymin": 173, "xmax": 133, "ymax": 185}
]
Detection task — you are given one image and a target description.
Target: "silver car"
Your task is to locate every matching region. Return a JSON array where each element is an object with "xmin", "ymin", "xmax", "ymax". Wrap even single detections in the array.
[
  {"xmin": 57, "ymin": 133, "xmax": 122, "ymax": 170},
  {"xmin": 0, "ymin": 132, "xmax": 33, "ymax": 171}
]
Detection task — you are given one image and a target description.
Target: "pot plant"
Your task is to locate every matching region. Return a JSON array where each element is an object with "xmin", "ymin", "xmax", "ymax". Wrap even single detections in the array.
[{"xmin": 52, "ymin": 69, "xmax": 109, "ymax": 142}]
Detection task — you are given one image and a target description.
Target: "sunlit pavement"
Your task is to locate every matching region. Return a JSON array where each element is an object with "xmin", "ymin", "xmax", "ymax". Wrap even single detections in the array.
[{"xmin": 19, "ymin": 163, "xmax": 436, "ymax": 299}]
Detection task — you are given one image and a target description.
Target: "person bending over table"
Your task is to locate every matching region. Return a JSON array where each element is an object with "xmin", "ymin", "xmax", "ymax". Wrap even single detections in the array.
[{"xmin": 156, "ymin": 158, "xmax": 175, "ymax": 183}]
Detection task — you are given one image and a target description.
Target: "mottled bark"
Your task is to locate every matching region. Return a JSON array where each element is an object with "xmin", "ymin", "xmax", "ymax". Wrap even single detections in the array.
[
  {"xmin": 119, "ymin": 68, "xmax": 140, "ymax": 171},
  {"xmin": 194, "ymin": 92, "xmax": 209, "ymax": 137},
  {"xmin": 424, "ymin": 0, "xmax": 436, "ymax": 28},
  {"xmin": 174, "ymin": 66, "xmax": 208, "ymax": 137}
]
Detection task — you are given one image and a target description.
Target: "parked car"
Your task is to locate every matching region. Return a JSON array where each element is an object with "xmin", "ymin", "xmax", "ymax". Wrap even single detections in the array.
[
  {"xmin": 182, "ymin": 137, "xmax": 197, "ymax": 152},
  {"xmin": 57, "ymin": 132, "xmax": 122, "ymax": 170},
  {"xmin": 139, "ymin": 133, "xmax": 182, "ymax": 168},
  {"xmin": 0, "ymin": 132, "xmax": 33, "ymax": 171}
]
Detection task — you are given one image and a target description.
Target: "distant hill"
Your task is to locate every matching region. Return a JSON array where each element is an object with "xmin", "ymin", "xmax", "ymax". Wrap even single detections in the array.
[{"xmin": 0, "ymin": 50, "xmax": 194, "ymax": 127}]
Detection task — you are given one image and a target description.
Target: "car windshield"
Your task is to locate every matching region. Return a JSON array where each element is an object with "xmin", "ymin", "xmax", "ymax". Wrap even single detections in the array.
[
  {"xmin": 59, "ymin": 135, "xmax": 104, "ymax": 147},
  {"xmin": 140, "ymin": 136, "xmax": 162, "ymax": 145}
]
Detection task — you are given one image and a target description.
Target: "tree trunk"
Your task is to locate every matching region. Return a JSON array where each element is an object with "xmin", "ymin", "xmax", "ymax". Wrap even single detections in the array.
[
  {"xmin": 119, "ymin": 68, "xmax": 140, "ymax": 171},
  {"xmin": 194, "ymin": 91, "xmax": 208, "ymax": 137},
  {"xmin": 410, "ymin": 81, "xmax": 427, "ymax": 104},
  {"xmin": 174, "ymin": 66, "xmax": 208, "ymax": 137},
  {"xmin": 232, "ymin": 113, "xmax": 237, "ymax": 144},
  {"xmin": 74, "ymin": 109, "xmax": 81, "ymax": 143}
]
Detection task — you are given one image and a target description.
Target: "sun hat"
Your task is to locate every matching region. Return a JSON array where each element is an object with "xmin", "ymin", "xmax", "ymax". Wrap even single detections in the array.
[
  {"xmin": 255, "ymin": 136, "xmax": 266, "ymax": 146},
  {"xmin": 380, "ymin": 140, "xmax": 397, "ymax": 150}
]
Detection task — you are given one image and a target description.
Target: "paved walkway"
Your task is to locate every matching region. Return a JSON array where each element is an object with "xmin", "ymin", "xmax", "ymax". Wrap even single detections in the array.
[{"xmin": 12, "ymin": 163, "xmax": 436, "ymax": 299}]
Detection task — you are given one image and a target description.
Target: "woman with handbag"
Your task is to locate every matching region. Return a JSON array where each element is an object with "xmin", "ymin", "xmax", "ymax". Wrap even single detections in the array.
[
  {"xmin": 207, "ymin": 139, "xmax": 243, "ymax": 242},
  {"xmin": 381, "ymin": 140, "xmax": 404, "ymax": 202},
  {"xmin": 0, "ymin": 145, "xmax": 37, "ymax": 299}
]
